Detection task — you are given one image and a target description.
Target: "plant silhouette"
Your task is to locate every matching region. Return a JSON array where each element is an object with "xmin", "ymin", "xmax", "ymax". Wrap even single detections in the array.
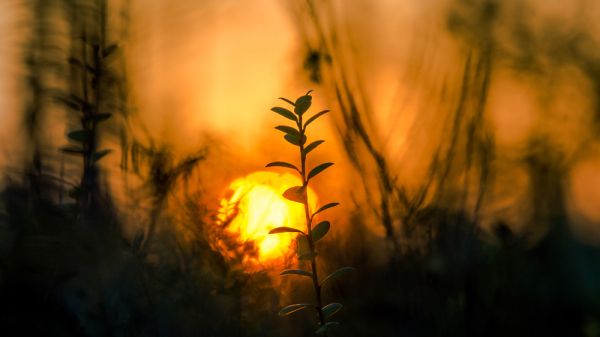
[{"xmin": 266, "ymin": 91, "xmax": 354, "ymax": 335}]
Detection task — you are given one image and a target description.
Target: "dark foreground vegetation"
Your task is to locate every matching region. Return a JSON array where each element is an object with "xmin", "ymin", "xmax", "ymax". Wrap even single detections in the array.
[{"xmin": 2, "ymin": 0, "xmax": 600, "ymax": 336}]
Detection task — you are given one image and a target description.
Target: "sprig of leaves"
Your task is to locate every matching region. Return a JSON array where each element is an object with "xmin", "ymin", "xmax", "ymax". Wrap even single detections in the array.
[{"xmin": 266, "ymin": 91, "xmax": 354, "ymax": 335}]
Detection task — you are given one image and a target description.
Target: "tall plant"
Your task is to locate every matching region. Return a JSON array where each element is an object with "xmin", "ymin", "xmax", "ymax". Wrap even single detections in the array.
[{"xmin": 267, "ymin": 91, "xmax": 354, "ymax": 335}]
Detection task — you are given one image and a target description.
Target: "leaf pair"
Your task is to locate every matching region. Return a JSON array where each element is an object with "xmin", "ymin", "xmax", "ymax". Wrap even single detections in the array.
[
  {"xmin": 271, "ymin": 229, "xmax": 326, "ymax": 260},
  {"xmin": 277, "ymin": 90, "xmax": 312, "ymax": 116},
  {"xmin": 290, "ymin": 221, "xmax": 328, "ymax": 245},
  {"xmin": 294, "ymin": 93, "xmax": 312, "ymax": 116},
  {"xmin": 279, "ymin": 305, "xmax": 342, "ymax": 335},
  {"xmin": 271, "ymin": 106, "xmax": 328, "ymax": 132},
  {"xmin": 275, "ymin": 125, "xmax": 306, "ymax": 146},
  {"xmin": 271, "ymin": 235, "xmax": 354, "ymax": 285},
  {"xmin": 272, "ymin": 105, "xmax": 329, "ymax": 132},
  {"xmin": 273, "ymin": 91, "xmax": 311, "ymax": 122},
  {"xmin": 268, "ymin": 142, "xmax": 324, "ymax": 168},
  {"xmin": 267, "ymin": 227, "xmax": 309, "ymax": 260},
  {"xmin": 290, "ymin": 94, "xmax": 328, "ymax": 128}
]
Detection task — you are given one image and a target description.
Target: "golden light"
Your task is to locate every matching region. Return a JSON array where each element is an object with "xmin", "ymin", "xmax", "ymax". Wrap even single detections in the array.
[{"xmin": 217, "ymin": 171, "xmax": 318, "ymax": 263}]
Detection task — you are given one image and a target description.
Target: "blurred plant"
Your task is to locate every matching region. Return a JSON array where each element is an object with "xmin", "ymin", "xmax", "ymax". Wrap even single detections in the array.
[
  {"xmin": 128, "ymin": 141, "xmax": 207, "ymax": 254},
  {"xmin": 57, "ymin": 0, "xmax": 127, "ymax": 213},
  {"xmin": 289, "ymin": 1, "xmax": 498, "ymax": 254},
  {"xmin": 266, "ymin": 91, "xmax": 354, "ymax": 335}
]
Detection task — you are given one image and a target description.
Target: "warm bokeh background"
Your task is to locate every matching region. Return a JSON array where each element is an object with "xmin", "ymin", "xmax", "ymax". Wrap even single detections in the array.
[{"xmin": 2, "ymin": 0, "xmax": 600, "ymax": 336}]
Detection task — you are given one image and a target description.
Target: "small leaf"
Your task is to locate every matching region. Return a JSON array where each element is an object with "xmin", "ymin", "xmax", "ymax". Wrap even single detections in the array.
[
  {"xmin": 61, "ymin": 146, "xmax": 85, "ymax": 155},
  {"xmin": 266, "ymin": 161, "xmax": 299, "ymax": 172},
  {"xmin": 311, "ymin": 221, "xmax": 330, "ymax": 243},
  {"xmin": 85, "ymin": 113, "xmax": 112, "ymax": 123},
  {"xmin": 275, "ymin": 125, "xmax": 301, "ymax": 137},
  {"xmin": 275, "ymin": 125, "xmax": 303, "ymax": 146},
  {"xmin": 320, "ymin": 267, "xmax": 356, "ymax": 286},
  {"xmin": 316, "ymin": 321, "xmax": 340, "ymax": 335},
  {"xmin": 302, "ymin": 140, "xmax": 324, "ymax": 158},
  {"xmin": 55, "ymin": 95, "xmax": 81, "ymax": 110},
  {"xmin": 278, "ymin": 304, "xmax": 313, "ymax": 317},
  {"xmin": 67, "ymin": 130, "xmax": 90, "ymax": 142},
  {"xmin": 269, "ymin": 227, "xmax": 305, "ymax": 235},
  {"xmin": 312, "ymin": 202, "xmax": 340, "ymax": 218},
  {"xmin": 284, "ymin": 133, "xmax": 306, "ymax": 146},
  {"xmin": 280, "ymin": 269, "xmax": 313, "ymax": 278},
  {"xmin": 92, "ymin": 149, "xmax": 112, "ymax": 163},
  {"xmin": 102, "ymin": 43, "xmax": 118, "ymax": 58},
  {"xmin": 278, "ymin": 97, "xmax": 295, "ymax": 106},
  {"xmin": 284, "ymin": 134, "xmax": 299, "ymax": 146},
  {"xmin": 68, "ymin": 57, "xmax": 92, "ymax": 72},
  {"xmin": 304, "ymin": 110, "xmax": 329, "ymax": 130},
  {"xmin": 271, "ymin": 107, "xmax": 298, "ymax": 123},
  {"xmin": 307, "ymin": 162, "xmax": 334, "ymax": 181},
  {"xmin": 283, "ymin": 186, "xmax": 305, "ymax": 203},
  {"xmin": 322, "ymin": 303, "xmax": 343, "ymax": 318},
  {"xmin": 294, "ymin": 94, "xmax": 312, "ymax": 115}
]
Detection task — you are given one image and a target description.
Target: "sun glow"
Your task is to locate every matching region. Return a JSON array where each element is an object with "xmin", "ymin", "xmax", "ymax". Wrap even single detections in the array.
[{"xmin": 217, "ymin": 171, "xmax": 317, "ymax": 263}]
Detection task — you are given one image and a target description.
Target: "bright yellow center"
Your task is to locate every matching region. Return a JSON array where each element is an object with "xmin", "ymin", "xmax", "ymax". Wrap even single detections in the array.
[{"xmin": 217, "ymin": 171, "xmax": 317, "ymax": 262}]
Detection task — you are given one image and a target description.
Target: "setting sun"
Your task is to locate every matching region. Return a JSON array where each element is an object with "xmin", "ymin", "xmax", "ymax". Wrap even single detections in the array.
[{"xmin": 217, "ymin": 171, "xmax": 317, "ymax": 262}]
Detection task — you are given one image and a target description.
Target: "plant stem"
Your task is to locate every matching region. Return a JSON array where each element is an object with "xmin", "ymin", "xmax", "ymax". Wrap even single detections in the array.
[{"xmin": 297, "ymin": 115, "xmax": 327, "ymax": 330}]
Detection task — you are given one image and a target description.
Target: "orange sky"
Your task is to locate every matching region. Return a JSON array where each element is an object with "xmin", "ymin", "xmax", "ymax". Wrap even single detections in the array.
[{"xmin": 1, "ymin": 0, "xmax": 600, "ymax": 242}]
